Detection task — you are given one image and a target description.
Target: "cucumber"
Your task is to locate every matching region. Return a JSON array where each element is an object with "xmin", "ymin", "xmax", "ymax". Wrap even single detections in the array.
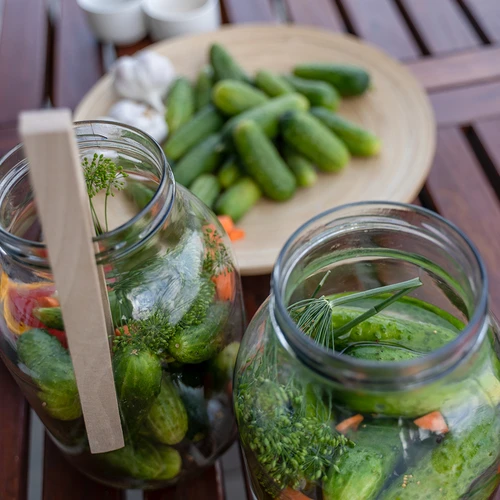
[
  {"xmin": 195, "ymin": 65, "xmax": 214, "ymax": 111},
  {"xmin": 215, "ymin": 177, "xmax": 261, "ymax": 222},
  {"xmin": 324, "ymin": 423, "xmax": 402, "ymax": 500},
  {"xmin": 189, "ymin": 174, "xmax": 221, "ymax": 208},
  {"xmin": 145, "ymin": 377, "xmax": 188, "ymax": 445},
  {"xmin": 210, "ymin": 43, "xmax": 251, "ymax": 83},
  {"xmin": 212, "ymin": 80, "xmax": 269, "ymax": 116},
  {"xmin": 283, "ymin": 75, "xmax": 340, "ymax": 110},
  {"xmin": 33, "ymin": 290, "xmax": 133, "ymax": 330},
  {"xmin": 164, "ymin": 105, "xmax": 224, "ymax": 161},
  {"xmin": 17, "ymin": 329, "xmax": 81, "ymax": 421},
  {"xmin": 125, "ymin": 181, "xmax": 155, "ymax": 210},
  {"xmin": 222, "ymin": 93, "xmax": 309, "ymax": 139},
  {"xmin": 101, "ymin": 439, "xmax": 182, "ymax": 481},
  {"xmin": 218, "ymin": 156, "xmax": 242, "ymax": 189},
  {"xmin": 166, "ymin": 77, "xmax": 195, "ymax": 134},
  {"xmin": 210, "ymin": 341, "xmax": 240, "ymax": 389},
  {"xmin": 343, "ymin": 343, "xmax": 422, "ymax": 362},
  {"xmin": 255, "ymin": 70, "xmax": 294, "ymax": 97},
  {"xmin": 233, "ymin": 120, "xmax": 296, "ymax": 201},
  {"xmin": 282, "ymin": 146, "xmax": 318, "ymax": 187},
  {"xmin": 294, "ymin": 63, "xmax": 370, "ymax": 97},
  {"xmin": 113, "ymin": 341, "xmax": 162, "ymax": 432},
  {"xmin": 281, "ymin": 110, "xmax": 350, "ymax": 172},
  {"xmin": 384, "ymin": 404, "xmax": 500, "ymax": 499},
  {"xmin": 311, "ymin": 107, "xmax": 381, "ymax": 156},
  {"xmin": 172, "ymin": 134, "xmax": 226, "ymax": 187},
  {"xmin": 168, "ymin": 301, "xmax": 230, "ymax": 363}
]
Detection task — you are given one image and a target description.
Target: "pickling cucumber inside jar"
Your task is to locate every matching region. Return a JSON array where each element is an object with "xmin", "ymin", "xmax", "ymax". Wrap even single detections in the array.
[
  {"xmin": 234, "ymin": 202, "xmax": 500, "ymax": 500},
  {"xmin": 0, "ymin": 121, "xmax": 244, "ymax": 490}
]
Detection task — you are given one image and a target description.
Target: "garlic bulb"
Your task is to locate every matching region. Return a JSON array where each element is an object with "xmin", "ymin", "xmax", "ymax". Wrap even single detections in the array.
[
  {"xmin": 107, "ymin": 100, "xmax": 168, "ymax": 143},
  {"xmin": 111, "ymin": 50, "xmax": 176, "ymax": 114}
]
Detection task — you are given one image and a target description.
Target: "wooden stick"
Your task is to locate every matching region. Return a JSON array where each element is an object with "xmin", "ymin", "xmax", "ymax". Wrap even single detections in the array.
[{"xmin": 19, "ymin": 109, "xmax": 124, "ymax": 454}]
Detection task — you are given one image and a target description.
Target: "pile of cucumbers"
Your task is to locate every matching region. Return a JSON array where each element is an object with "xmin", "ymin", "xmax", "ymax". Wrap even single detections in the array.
[{"xmin": 163, "ymin": 44, "xmax": 381, "ymax": 222}]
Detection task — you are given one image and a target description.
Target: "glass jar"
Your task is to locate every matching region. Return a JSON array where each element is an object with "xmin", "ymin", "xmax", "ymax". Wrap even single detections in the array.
[
  {"xmin": 235, "ymin": 202, "xmax": 500, "ymax": 500},
  {"xmin": 0, "ymin": 122, "xmax": 244, "ymax": 489}
]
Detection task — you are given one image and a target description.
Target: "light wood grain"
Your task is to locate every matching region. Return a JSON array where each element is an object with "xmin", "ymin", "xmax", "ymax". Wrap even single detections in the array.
[
  {"xmin": 19, "ymin": 109, "xmax": 124, "ymax": 454},
  {"xmin": 75, "ymin": 25, "xmax": 436, "ymax": 275}
]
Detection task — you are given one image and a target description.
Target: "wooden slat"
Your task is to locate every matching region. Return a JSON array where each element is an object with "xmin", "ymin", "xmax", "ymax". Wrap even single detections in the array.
[
  {"xmin": 461, "ymin": 0, "xmax": 500, "ymax": 43},
  {"xmin": 340, "ymin": 0, "xmax": 419, "ymax": 60},
  {"xmin": 52, "ymin": 0, "xmax": 102, "ymax": 110},
  {"xmin": 474, "ymin": 118, "xmax": 500, "ymax": 177},
  {"xmin": 42, "ymin": 437, "xmax": 123, "ymax": 500},
  {"xmin": 285, "ymin": 0, "xmax": 344, "ymax": 31},
  {"xmin": 425, "ymin": 128, "xmax": 500, "ymax": 317},
  {"xmin": 0, "ymin": 360, "xmax": 29, "ymax": 500},
  {"xmin": 430, "ymin": 80, "xmax": 500, "ymax": 127},
  {"xmin": 145, "ymin": 462, "xmax": 225, "ymax": 500},
  {"xmin": 0, "ymin": 0, "xmax": 47, "ymax": 124},
  {"xmin": 407, "ymin": 46, "xmax": 500, "ymax": 92},
  {"xmin": 400, "ymin": 0, "xmax": 480, "ymax": 54},
  {"xmin": 222, "ymin": 0, "xmax": 275, "ymax": 23}
]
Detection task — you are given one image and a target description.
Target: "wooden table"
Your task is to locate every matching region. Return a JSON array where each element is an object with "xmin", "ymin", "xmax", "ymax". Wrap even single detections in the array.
[{"xmin": 1, "ymin": 0, "xmax": 500, "ymax": 498}]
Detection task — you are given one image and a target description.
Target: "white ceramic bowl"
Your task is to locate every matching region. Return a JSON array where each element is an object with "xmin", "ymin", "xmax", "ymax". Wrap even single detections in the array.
[
  {"xmin": 77, "ymin": 0, "xmax": 147, "ymax": 46},
  {"xmin": 143, "ymin": 0, "xmax": 221, "ymax": 41}
]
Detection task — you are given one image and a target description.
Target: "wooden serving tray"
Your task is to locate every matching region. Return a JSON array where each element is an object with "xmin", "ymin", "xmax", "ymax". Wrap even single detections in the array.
[{"xmin": 75, "ymin": 25, "xmax": 436, "ymax": 276}]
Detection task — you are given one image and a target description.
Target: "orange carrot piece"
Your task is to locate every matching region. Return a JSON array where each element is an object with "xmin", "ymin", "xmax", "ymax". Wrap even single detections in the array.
[
  {"xmin": 38, "ymin": 296, "xmax": 59, "ymax": 308},
  {"xmin": 414, "ymin": 411, "xmax": 449, "ymax": 434},
  {"xmin": 229, "ymin": 228, "xmax": 245, "ymax": 242},
  {"xmin": 115, "ymin": 325, "xmax": 130, "ymax": 337},
  {"xmin": 218, "ymin": 215, "xmax": 235, "ymax": 234},
  {"xmin": 212, "ymin": 271, "xmax": 235, "ymax": 302},
  {"xmin": 336, "ymin": 414, "xmax": 364, "ymax": 434},
  {"xmin": 277, "ymin": 488, "xmax": 311, "ymax": 500}
]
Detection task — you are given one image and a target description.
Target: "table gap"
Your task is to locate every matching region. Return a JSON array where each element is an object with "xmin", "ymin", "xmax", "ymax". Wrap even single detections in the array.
[
  {"xmin": 456, "ymin": 0, "xmax": 493, "ymax": 45},
  {"xmin": 391, "ymin": 0, "xmax": 431, "ymax": 55},
  {"xmin": 463, "ymin": 125, "xmax": 500, "ymax": 199},
  {"xmin": 331, "ymin": 0, "xmax": 358, "ymax": 35}
]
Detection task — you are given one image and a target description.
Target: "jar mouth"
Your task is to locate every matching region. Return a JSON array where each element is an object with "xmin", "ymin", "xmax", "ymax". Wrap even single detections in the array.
[
  {"xmin": 271, "ymin": 201, "xmax": 489, "ymax": 388},
  {"xmin": 0, "ymin": 120, "xmax": 175, "ymax": 267}
]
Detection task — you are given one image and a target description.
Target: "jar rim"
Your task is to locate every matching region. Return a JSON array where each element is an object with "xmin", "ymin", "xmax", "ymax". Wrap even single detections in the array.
[
  {"xmin": 271, "ymin": 201, "xmax": 489, "ymax": 387},
  {"xmin": 0, "ymin": 120, "xmax": 175, "ymax": 264}
]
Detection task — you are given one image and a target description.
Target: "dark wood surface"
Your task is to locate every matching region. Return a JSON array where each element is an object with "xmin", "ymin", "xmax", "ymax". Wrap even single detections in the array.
[{"xmin": 2, "ymin": 0, "xmax": 500, "ymax": 498}]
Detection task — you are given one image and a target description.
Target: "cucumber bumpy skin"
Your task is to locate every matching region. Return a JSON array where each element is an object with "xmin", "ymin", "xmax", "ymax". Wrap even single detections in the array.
[
  {"xmin": 195, "ymin": 65, "xmax": 214, "ymax": 111},
  {"xmin": 189, "ymin": 174, "xmax": 221, "ymax": 209},
  {"xmin": 311, "ymin": 107, "xmax": 381, "ymax": 157},
  {"xmin": 166, "ymin": 77, "xmax": 195, "ymax": 134},
  {"xmin": 283, "ymin": 74, "xmax": 341, "ymax": 110},
  {"xmin": 218, "ymin": 156, "xmax": 242, "ymax": 189},
  {"xmin": 172, "ymin": 134, "xmax": 226, "ymax": 187},
  {"xmin": 255, "ymin": 70, "xmax": 294, "ymax": 97},
  {"xmin": 210, "ymin": 43, "xmax": 251, "ymax": 83},
  {"xmin": 294, "ymin": 63, "xmax": 371, "ymax": 97},
  {"xmin": 282, "ymin": 145, "xmax": 318, "ymax": 188},
  {"xmin": 281, "ymin": 110, "xmax": 350, "ymax": 172},
  {"xmin": 212, "ymin": 80, "xmax": 268, "ymax": 116},
  {"xmin": 233, "ymin": 120, "xmax": 296, "ymax": 201},
  {"xmin": 215, "ymin": 177, "xmax": 262, "ymax": 222},
  {"xmin": 17, "ymin": 329, "xmax": 82, "ymax": 421},
  {"xmin": 164, "ymin": 105, "xmax": 224, "ymax": 161}
]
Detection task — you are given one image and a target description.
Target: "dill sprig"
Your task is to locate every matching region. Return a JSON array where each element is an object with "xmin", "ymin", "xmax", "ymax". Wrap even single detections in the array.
[
  {"xmin": 83, "ymin": 153, "xmax": 128, "ymax": 235},
  {"xmin": 288, "ymin": 277, "xmax": 422, "ymax": 349},
  {"xmin": 203, "ymin": 225, "xmax": 234, "ymax": 277}
]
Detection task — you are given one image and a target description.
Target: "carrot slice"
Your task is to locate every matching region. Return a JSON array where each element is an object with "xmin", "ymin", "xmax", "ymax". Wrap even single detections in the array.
[
  {"xmin": 37, "ymin": 296, "xmax": 59, "ymax": 308},
  {"xmin": 229, "ymin": 228, "xmax": 245, "ymax": 242},
  {"xmin": 277, "ymin": 488, "xmax": 311, "ymax": 500},
  {"xmin": 414, "ymin": 411, "xmax": 449, "ymax": 434},
  {"xmin": 115, "ymin": 325, "xmax": 130, "ymax": 337},
  {"xmin": 336, "ymin": 414, "xmax": 364, "ymax": 434},
  {"xmin": 212, "ymin": 271, "xmax": 235, "ymax": 302},
  {"xmin": 217, "ymin": 215, "xmax": 235, "ymax": 234}
]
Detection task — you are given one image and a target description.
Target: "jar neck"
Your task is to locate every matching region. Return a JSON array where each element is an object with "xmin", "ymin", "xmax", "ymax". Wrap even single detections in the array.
[
  {"xmin": 270, "ymin": 202, "xmax": 489, "ymax": 390},
  {"xmin": 0, "ymin": 121, "xmax": 175, "ymax": 268}
]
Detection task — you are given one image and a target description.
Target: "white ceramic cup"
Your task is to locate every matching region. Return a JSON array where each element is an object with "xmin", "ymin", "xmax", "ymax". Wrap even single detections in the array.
[
  {"xmin": 143, "ymin": 0, "xmax": 221, "ymax": 41},
  {"xmin": 77, "ymin": 0, "xmax": 148, "ymax": 46}
]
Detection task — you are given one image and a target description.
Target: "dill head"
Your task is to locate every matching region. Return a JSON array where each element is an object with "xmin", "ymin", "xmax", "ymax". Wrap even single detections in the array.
[{"xmin": 82, "ymin": 153, "xmax": 128, "ymax": 234}]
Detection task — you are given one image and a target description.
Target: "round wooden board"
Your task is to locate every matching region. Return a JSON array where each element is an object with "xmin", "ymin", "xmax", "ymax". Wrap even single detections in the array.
[{"xmin": 75, "ymin": 24, "xmax": 436, "ymax": 276}]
